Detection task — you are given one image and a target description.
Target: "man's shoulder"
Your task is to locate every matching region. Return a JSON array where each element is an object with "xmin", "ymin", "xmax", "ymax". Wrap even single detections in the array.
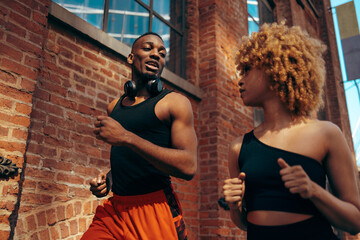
[
  {"xmin": 107, "ymin": 98, "xmax": 120, "ymax": 115},
  {"xmin": 159, "ymin": 90, "xmax": 193, "ymax": 117},
  {"xmin": 162, "ymin": 90, "xmax": 190, "ymax": 103}
]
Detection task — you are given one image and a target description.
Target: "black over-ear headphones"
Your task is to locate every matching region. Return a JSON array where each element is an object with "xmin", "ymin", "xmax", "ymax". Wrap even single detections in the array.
[{"xmin": 124, "ymin": 79, "xmax": 163, "ymax": 99}]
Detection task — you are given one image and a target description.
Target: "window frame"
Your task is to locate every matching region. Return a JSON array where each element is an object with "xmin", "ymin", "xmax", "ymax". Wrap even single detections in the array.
[
  {"xmin": 247, "ymin": 0, "xmax": 275, "ymax": 127},
  {"xmin": 53, "ymin": 0, "xmax": 187, "ymax": 78},
  {"xmin": 49, "ymin": 1, "xmax": 202, "ymax": 100}
]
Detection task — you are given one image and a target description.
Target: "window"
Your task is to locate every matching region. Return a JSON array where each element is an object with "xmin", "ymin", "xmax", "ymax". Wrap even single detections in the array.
[
  {"xmin": 247, "ymin": 0, "xmax": 274, "ymax": 35},
  {"xmin": 53, "ymin": 0, "xmax": 186, "ymax": 78},
  {"xmin": 247, "ymin": 0, "xmax": 274, "ymax": 126}
]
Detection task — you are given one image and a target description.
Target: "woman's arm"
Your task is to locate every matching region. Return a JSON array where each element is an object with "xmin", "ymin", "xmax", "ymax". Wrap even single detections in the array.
[
  {"xmin": 223, "ymin": 136, "xmax": 247, "ymax": 230},
  {"xmin": 313, "ymin": 122, "xmax": 360, "ymax": 234},
  {"xmin": 279, "ymin": 122, "xmax": 360, "ymax": 235}
]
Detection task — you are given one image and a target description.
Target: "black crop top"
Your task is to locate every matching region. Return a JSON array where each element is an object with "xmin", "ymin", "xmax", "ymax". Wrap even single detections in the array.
[
  {"xmin": 238, "ymin": 130, "xmax": 326, "ymax": 215},
  {"xmin": 109, "ymin": 89, "xmax": 173, "ymax": 196}
]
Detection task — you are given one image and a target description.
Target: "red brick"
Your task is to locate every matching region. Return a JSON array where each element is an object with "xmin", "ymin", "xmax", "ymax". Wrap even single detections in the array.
[
  {"xmin": 21, "ymin": 192, "xmax": 53, "ymax": 205},
  {"xmin": 9, "ymin": 11, "xmax": 46, "ymax": 36},
  {"xmin": 20, "ymin": 78, "xmax": 37, "ymax": 92},
  {"xmin": 6, "ymin": 30, "xmax": 42, "ymax": 57},
  {"xmin": 39, "ymin": 228, "xmax": 50, "ymax": 240},
  {"xmin": 50, "ymin": 95, "xmax": 77, "ymax": 110},
  {"xmin": 58, "ymin": 57, "xmax": 84, "ymax": 74},
  {"xmin": 1, "ymin": 58, "xmax": 38, "ymax": 80},
  {"xmin": 25, "ymin": 167, "xmax": 55, "ymax": 181},
  {"xmin": 100, "ymin": 67, "xmax": 112, "ymax": 77},
  {"xmin": 78, "ymin": 217, "xmax": 87, "ymax": 232},
  {"xmin": 33, "ymin": 88, "xmax": 50, "ymax": 101},
  {"xmin": 2, "ymin": 0, "xmax": 31, "ymax": 18},
  {"xmin": 15, "ymin": 102, "xmax": 32, "ymax": 115},
  {"xmin": 45, "ymin": 40, "xmax": 60, "ymax": 54},
  {"xmin": 56, "ymin": 173, "xmax": 84, "ymax": 185},
  {"xmin": 32, "ymin": 11, "xmax": 48, "ymax": 26},
  {"xmin": 37, "ymin": 182, "xmax": 68, "ymax": 193},
  {"xmin": 46, "ymin": 208, "xmax": 56, "ymax": 226},
  {"xmin": 0, "ymin": 97, "xmax": 13, "ymax": 110},
  {"xmin": 0, "ymin": 70, "xmax": 17, "ymax": 85},
  {"xmin": 12, "ymin": 128, "xmax": 28, "ymax": 140},
  {"xmin": 29, "ymin": 32, "xmax": 44, "ymax": 47},
  {"xmin": 0, "ymin": 125, "xmax": 9, "ymax": 137},
  {"xmin": 69, "ymin": 219, "xmax": 78, "ymax": 235},
  {"xmin": 69, "ymin": 187, "xmax": 92, "ymax": 198},
  {"xmin": 36, "ymin": 211, "xmax": 46, "ymax": 227},
  {"xmin": 42, "ymin": 60, "xmax": 70, "ymax": 78},
  {"xmin": 74, "ymin": 201, "xmax": 82, "ymax": 216},
  {"xmin": 49, "ymin": 226, "xmax": 60, "ymax": 240},
  {"xmin": 59, "ymin": 222, "xmax": 69, "ymax": 239},
  {"xmin": 35, "ymin": 100, "xmax": 64, "ymax": 116},
  {"xmin": 25, "ymin": 55, "xmax": 41, "ymax": 69},
  {"xmin": 57, "ymin": 37, "xmax": 82, "ymax": 55},
  {"xmin": 0, "ymin": 42, "xmax": 23, "ymax": 61},
  {"xmin": 0, "ymin": 140, "xmax": 26, "ymax": 153},
  {"xmin": 26, "ymin": 214, "xmax": 37, "ymax": 231},
  {"xmin": 82, "ymin": 201, "xmax": 92, "ymax": 215},
  {"xmin": 83, "ymin": 51, "xmax": 106, "ymax": 66},
  {"xmin": 40, "ymin": 80, "xmax": 67, "ymax": 96},
  {"xmin": 56, "ymin": 205, "xmax": 66, "ymax": 221},
  {"xmin": 0, "ymin": 230, "xmax": 10, "ymax": 240},
  {"xmin": 59, "ymin": 46, "xmax": 74, "ymax": 59}
]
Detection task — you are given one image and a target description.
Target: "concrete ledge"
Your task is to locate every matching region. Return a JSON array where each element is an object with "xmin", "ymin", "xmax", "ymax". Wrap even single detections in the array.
[{"xmin": 49, "ymin": 2, "xmax": 202, "ymax": 100}]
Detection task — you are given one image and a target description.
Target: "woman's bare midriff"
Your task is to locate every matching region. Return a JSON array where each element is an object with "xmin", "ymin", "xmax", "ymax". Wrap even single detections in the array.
[{"xmin": 247, "ymin": 211, "xmax": 313, "ymax": 226}]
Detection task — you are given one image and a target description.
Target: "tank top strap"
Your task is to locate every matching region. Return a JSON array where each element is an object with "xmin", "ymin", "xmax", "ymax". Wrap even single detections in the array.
[{"xmin": 242, "ymin": 130, "xmax": 254, "ymax": 144}]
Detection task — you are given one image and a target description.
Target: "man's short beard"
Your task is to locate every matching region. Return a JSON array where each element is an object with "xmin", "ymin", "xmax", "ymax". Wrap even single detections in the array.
[
  {"xmin": 142, "ymin": 73, "xmax": 158, "ymax": 81},
  {"xmin": 133, "ymin": 67, "xmax": 162, "ymax": 85}
]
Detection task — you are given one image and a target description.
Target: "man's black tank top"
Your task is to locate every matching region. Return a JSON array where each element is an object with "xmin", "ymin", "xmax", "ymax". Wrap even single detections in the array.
[
  {"xmin": 239, "ymin": 130, "xmax": 326, "ymax": 215},
  {"xmin": 109, "ymin": 89, "xmax": 172, "ymax": 196}
]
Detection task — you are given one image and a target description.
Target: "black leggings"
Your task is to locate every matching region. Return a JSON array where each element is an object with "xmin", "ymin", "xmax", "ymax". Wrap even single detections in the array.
[{"xmin": 247, "ymin": 215, "xmax": 339, "ymax": 240}]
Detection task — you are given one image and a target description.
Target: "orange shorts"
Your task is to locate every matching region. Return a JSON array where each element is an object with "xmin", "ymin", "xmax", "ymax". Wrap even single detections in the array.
[{"xmin": 81, "ymin": 187, "xmax": 187, "ymax": 240}]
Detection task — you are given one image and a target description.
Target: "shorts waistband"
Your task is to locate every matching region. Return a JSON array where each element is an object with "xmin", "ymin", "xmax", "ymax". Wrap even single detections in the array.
[{"xmin": 112, "ymin": 188, "xmax": 169, "ymax": 205}]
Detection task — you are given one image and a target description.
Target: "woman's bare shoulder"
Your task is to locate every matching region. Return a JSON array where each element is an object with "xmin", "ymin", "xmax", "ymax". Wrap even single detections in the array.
[
  {"xmin": 230, "ymin": 133, "xmax": 248, "ymax": 154},
  {"xmin": 306, "ymin": 119, "xmax": 343, "ymax": 137}
]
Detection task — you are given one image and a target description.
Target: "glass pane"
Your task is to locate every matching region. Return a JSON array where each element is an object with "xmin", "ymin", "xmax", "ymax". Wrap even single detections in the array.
[
  {"xmin": 153, "ymin": 0, "xmax": 182, "ymax": 32},
  {"xmin": 152, "ymin": 16, "xmax": 170, "ymax": 59},
  {"xmin": 140, "ymin": 0, "xmax": 150, "ymax": 5},
  {"xmin": 153, "ymin": 0, "xmax": 170, "ymax": 21},
  {"xmin": 248, "ymin": 17, "xmax": 259, "ymax": 35},
  {"xmin": 53, "ymin": 0, "xmax": 104, "ymax": 29},
  {"xmin": 153, "ymin": 17, "xmax": 184, "ymax": 77},
  {"xmin": 107, "ymin": 0, "xmax": 150, "ymax": 46},
  {"xmin": 247, "ymin": 0, "xmax": 259, "ymax": 19}
]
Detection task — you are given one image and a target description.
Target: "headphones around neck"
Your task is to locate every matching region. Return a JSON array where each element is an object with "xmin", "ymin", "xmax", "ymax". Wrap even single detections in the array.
[{"xmin": 124, "ymin": 79, "xmax": 163, "ymax": 99}]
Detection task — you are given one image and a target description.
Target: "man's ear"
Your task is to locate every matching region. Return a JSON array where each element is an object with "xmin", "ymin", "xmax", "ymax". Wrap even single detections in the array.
[{"xmin": 127, "ymin": 53, "xmax": 134, "ymax": 64}]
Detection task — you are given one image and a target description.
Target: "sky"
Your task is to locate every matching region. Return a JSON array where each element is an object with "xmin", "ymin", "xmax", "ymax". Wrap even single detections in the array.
[{"xmin": 330, "ymin": 0, "xmax": 360, "ymax": 168}]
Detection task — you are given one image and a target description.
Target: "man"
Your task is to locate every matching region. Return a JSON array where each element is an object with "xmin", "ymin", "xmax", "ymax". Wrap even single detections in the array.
[{"xmin": 81, "ymin": 32, "xmax": 197, "ymax": 240}]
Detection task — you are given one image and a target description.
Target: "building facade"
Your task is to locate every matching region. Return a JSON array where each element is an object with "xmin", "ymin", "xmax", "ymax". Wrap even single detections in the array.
[{"xmin": 0, "ymin": 0, "xmax": 358, "ymax": 239}]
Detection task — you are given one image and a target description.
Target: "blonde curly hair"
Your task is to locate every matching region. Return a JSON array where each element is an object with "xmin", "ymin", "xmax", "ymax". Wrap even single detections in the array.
[{"xmin": 236, "ymin": 22, "xmax": 327, "ymax": 117}]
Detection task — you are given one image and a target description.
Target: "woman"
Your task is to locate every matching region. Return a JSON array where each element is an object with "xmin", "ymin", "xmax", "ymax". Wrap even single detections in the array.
[{"xmin": 223, "ymin": 22, "xmax": 360, "ymax": 240}]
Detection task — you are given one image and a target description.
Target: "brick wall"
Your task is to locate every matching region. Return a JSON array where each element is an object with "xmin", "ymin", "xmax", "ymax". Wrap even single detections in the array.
[
  {"xmin": 13, "ymin": 17, "xmax": 119, "ymax": 239},
  {"xmin": 0, "ymin": 0, "xmax": 358, "ymax": 240},
  {"xmin": 0, "ymin": 0, "xmax": 50, "ymax": 239},
  {"xmin": 197, "ymin": 0, "xmax": 253, "ymax": 239}
]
